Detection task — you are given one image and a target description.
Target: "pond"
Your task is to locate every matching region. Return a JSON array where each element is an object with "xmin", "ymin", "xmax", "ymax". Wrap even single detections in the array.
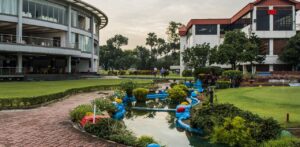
[{"xmin": 123, "ymin": 102, "xmax": 222, "ymax": 147}]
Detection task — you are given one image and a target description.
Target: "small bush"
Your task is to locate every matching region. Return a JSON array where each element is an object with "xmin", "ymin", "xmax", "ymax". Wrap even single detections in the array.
[
  {"xmin": 92, "ymin": 99, "xmax": 116, "ymax": 115},
  {"xmin": 223, "ymin": 70, "xmax": 243, "ymax": 87},
  {"xmin": 70, "ymin": 104, "xmax": 93, "ymax": 122},
  {"xmin": 136, "ymin": 136, "xmax": 158, "ymax": 147},
  {"xmin": 120, "ymin": 80, "xmax": 137, "ymax": 96},
  {"xmin": 133, "ymin": 88, "xmax": 149, "ymax": 102},
  {"xmin": 182, "ymin": 70, "xmax": 193, "ymax": 77},
  {"xmin": 261, "ymin": 137, "xmax": 300, "ymax": 147},
  {"xmin": 168, "ymin": 86, "xmax": 187, "ymax": 104},
  {"xmin": 211, "ymin": 116, "xmax": 257, "ymax": 147},
  {"xmin": 216, "ymin": 81, "xmax": 231, "ymax": 89},
  {"xmin": 118, "ymin": 70, "xmax": 127, "ymax": 75},
  {"xmin": 194, "ymin": 66, "xmax": 223, "ymax": 77},
  {"xmin": 174, "ymin": 84, "xmax": 189, "ymax": 95}
]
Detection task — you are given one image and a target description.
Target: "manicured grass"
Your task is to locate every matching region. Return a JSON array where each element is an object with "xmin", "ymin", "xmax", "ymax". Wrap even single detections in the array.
[
  {"xmin": 0, "ymin": 79, "xmax": 152, "ymax": 99},
  {"xmin": 216, "ymin": 87, "xmax": 300, "ymax": 127},
  {"xmin": 119, "ymin": 75, "xmax": 193, "ymax": 80}
]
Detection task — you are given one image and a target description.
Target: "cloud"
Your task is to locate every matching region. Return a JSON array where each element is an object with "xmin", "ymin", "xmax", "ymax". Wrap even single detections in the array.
[{"xmin": 84, "ymin": 0, "xmax": 253, "ymax": 49}]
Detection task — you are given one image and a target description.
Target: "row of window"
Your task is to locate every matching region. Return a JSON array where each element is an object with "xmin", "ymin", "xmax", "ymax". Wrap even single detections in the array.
[
  {"xmin": 0, "ymin": 0, "xmax": 18, "ymax": 15},
  {"xmin": 71, "ymin": 33, "xmax": 93, "ymax": 53},
  {"xmin": 257, "ymin": 7, "xmax": 293, "ymax": 31},
  {"xmin": 261, "ymin": 39, "xmax": 288, "ymax": 55},
  {"xmin": 71, "ymin": 10, "xmax": 91, "ymax": 32}
]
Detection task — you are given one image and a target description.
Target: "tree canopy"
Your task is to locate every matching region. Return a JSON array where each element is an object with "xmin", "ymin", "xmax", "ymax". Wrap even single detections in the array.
[{"xmin": 280, "ymin": 33, "xmax": 300, "ymax": 70}]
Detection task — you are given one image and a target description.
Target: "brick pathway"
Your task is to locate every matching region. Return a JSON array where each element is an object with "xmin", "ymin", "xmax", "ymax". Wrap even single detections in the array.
[{"xmin": 0, "ymin": 91, "xmax": 124, "ymax": 147}]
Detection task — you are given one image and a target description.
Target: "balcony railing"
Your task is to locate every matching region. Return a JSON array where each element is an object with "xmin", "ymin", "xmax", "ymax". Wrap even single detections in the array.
[{"xmin": 0, "ymin": 67, "xmax": 23, "ymax": 75}]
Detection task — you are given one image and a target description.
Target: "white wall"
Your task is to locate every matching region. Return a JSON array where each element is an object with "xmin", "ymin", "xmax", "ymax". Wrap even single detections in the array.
[{"xmin": 77, "ymin": 59, "xmax": 90, "ymax": 72}]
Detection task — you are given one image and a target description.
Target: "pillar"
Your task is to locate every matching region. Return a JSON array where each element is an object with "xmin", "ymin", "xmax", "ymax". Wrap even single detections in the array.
[
  {"xmin": 66, "ymin": 56, "xmax": 71, "ymax": 73},
  {"xmin": 269, "ymin": 65, "xmax": 274, "ymax": 72},
  {"xmin": 252, "ymin": 65, "xmax": 256, "ymax": 75},
  {"xmin": 269, "ymin": 6, "xmax": 274, "ymax": 31},
  {"xmin": 66, "ymin": 5, "xmax": 72, "ymax": 48},
  {"xmin": 91, "ymin": 17, "xmax": 96, "ymax": 73},
  {"xmin": 242, "ymin": 65, "xmax": 247, "ymax": 74},
  {"xmin": 17, "ymin": 53, "xmax": 22, "ymax": 73},
  {"xmin": 252, "ymin": 6, "xmax": 257, "ymax": 31},
  {"xmin": 269, "ymin": 39, "xmax": 274, "ymax": 56},
  {"xmin": 17, "ymin": 0, "xmax": 23, "ymax": 43}
]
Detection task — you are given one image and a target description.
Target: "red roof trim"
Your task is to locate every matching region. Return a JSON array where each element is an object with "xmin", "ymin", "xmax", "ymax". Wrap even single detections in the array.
[{"xmin": 179, "ymin": 0, "xmax": 300, "ymax": 36}]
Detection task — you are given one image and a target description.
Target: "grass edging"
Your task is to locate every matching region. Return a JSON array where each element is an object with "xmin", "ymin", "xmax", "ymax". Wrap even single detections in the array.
[{"xmin": 0, "ymin": 84, "xmax": 148, "ymax": 110}]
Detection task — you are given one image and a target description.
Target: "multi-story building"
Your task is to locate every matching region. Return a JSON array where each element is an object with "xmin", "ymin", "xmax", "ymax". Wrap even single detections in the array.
[
  {"xmin": 179, "ymin": 0, "xmax": 299, "ymax": 75},
  {"xmin": 0, "ymin": 0, "xmax": 108, "ymax": 78}
]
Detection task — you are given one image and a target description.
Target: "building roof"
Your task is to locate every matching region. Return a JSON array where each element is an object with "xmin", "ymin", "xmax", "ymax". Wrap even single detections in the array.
[
  {"xmin": 65, "ymin": 0, "xmax": 108, "ymax": 30},
  {"xmin": 180, "ymin": 0, "xmax": 300, "ymax": 36}
]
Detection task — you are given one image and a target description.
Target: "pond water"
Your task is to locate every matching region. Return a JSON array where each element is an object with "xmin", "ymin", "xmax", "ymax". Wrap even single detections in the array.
[{"xmin": 123, "ymin": 102, "xmax": 222, "ymax": 147}]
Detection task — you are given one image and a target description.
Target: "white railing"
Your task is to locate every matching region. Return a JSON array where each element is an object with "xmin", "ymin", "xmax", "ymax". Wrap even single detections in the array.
[{"xmin": 0, "ymin": 67, "xmax": 23, "ymax": 75}]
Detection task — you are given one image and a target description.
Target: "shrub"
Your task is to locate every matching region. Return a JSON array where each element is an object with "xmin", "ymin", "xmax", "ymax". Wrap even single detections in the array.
[
  {"xmin": 168, "ymin": 86, "xmax": 187, "ymax": 104},
  {"xmin": 120, "ymin": 80, "xmax": 137, "ymax": 96},
  {"xmin": 174, "ymin": 84, "xmax": 189, "ymax": 95},
  {"xmin": 136, "ymin": 136, "xmax": 158, "ymax": 147},
  {"xmin": 216, "ymin": 81, "xmax": 231, "ymax": 89},
  {"xmin": 191, "ymin": 104, "xmax": 281, "ymax": 143},
  {"xmin": 211, "ymin": 116, "xmax": 257, "ymax": 147},
  {"xmin": 133, "ymin": 88, "xmax": 149, "ymax": 102},
  {"xmin": 223, "ymin": 70, "xmax": 243, "ymax": 87},
  {"xmin": 261, "ymin": 137, "xmax": 300, "ymax": 147},
  {"xmin": 194, "ymin": 66, "xmax": 223, "ymax": 77},
  {"xmin": 118, "ymin": 70, "xmax": 127, "ymax": 75},
  {"xmin": 84, "ymin": 118, "xmax": 138, "ymax": 146},
  {"xmin": 108, "ymin": 71, "xmax": 118, "ymax": 76},
  {"xmin": 182, "ymin": 70, "xmax": 193, "ymax": 77},
  {"xmin": 92, "ymin": 98, "xmax": 116, "ymax": 115},
  {"xmin": 70, "ymin": 104, "xmax": 93, "ymax": 122}
]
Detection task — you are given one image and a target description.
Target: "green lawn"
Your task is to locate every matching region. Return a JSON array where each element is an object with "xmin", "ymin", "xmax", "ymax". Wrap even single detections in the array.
[
  {"xmin": 0, "ymin": 79, "xmax": 152, "ymax": 99},
  {"xmin": 216, "ymin": 87, "xmax": 300, "ymax": 127}
]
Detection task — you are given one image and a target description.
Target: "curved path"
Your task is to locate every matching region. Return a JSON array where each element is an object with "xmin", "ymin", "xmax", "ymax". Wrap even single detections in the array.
[{"xmin": 0, "ymin": 91, "xmax": 124, "ymax": 147}]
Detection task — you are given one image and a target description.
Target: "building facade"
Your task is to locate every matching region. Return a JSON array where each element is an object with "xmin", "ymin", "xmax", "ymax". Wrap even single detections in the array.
[
  {"xmin": 0, "ymin": 0, "xmax": 108, "ymax": 77},
  {"xmin": 179, "ymin": 0, "xmax": 299, "ymax": 75}
]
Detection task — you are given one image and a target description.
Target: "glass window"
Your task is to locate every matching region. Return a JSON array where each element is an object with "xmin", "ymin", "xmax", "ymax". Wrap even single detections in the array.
[
  {"xmin": 273, "ymin": 39, "xmax": 288, "ymax": 55},
  {"xmin": 23, "ymin": 0, "xmax": 29, "ymax": 15},
  {"xmin": 85, "ymin": 17, "xmax": 91, "ymax": 31},
  {"xmin": 28, "ymin": 1, "xmax": 35, "ymax": 18},
  {"xmin": 0, "ymin": 0, "xmax": 18, "ymax": 15},
  {"xmin": 53, "ymin": 7, "xmax": 59, "ymax": 23},
  {"xmin": 195, "ymin": 24, "xmax": 218, "ymax": 35},
  {"xmin": 256, "ymin": 7, "xmax": 270, "ymax": 31},
  {"xmin": 48, "ymin": 6, "xmax": 53, "ymax": 19},
  {"xmin": 35, "ymin": 3, "xmax": 42, "ymax": 19},
  {"xmin": 274, "ymin": 7, "xmax": 293, "ymax": 31},
  {"xmin": 71, "ymin": 10, "xmax": 78, "ymax": 27}
]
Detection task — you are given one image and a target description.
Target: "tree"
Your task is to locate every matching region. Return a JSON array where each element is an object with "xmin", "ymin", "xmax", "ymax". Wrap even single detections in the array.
[
  {"xmin": 99, "ymin": 35, "xmax": 128, "ymax": 70},
  {"xmin": 182, "ymin": 43, "xmax": 211, "ymax": 69},
  {"xmin": 114, "ymin": 50, "xmax": 138, "ymax": 70},
  {"xmin": 166, "ymin": 21, "xmax": 182, "ymax": 53},
  {"xmin": 146, "ymin": 32, "xmax": 158, "ymax": 51},
  {"xmin": 241, "ymin": 33, "xmax": 266, "ymax": 73},
  {"xmin": 280, "ymin": 33, "xmax": 300, "ymax": 71},
  {"xmin": 134, "ymin": 46, "xmax": 152, "ymax": 70},
  {"xmin": 217, "ymin": 30, "xmax": 249, "ymax": 69},
  {"xmin": 106, "ymin": 34, "xmax": 128, "ymax": 49}
]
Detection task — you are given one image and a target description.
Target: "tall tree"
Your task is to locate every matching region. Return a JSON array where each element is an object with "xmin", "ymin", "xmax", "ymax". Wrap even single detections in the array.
[
  {"xmin": 217, "ymin": 30, "xmax": 249, "ymax": 69},
  {"xmin": 182, "ymin": 43, "xmax": 211, "ymax": 69},
  {"xmin": 134, "ymin": 46, "xmax": 152, "ymax": 70},
  {"xmin": 241, "ymin": 33, "xmax": 266, "ymax": 73},
  {"xmin": 166, "ymin": 21, "xmax": 182, "ymax": 53},
  {"xmin": 280, "ymin": 33, "xmax": 300, "ymax": 71},
  {"xmin": 146, "ymin": 32, "xmax": 158, "ymax": 51},
  {"xmin": 106, "ymin": 34, "xmax": 128, "ymax": 49}
]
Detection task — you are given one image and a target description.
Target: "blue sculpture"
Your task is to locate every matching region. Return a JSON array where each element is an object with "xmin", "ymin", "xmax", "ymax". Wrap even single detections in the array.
[
  {"xmin": 146, "ymin": 90, "xmax": 169, "ymax": 100},
  {"xmin": 122, "ymin": 94, "xmax": 137, "ymax": 104},
  {"xmin": 147, "ymin": 144, "xmax": 161, "ymax": 147},
  {"xmin": 112, "ymin": 102, "xmax": 126, "ymax": 120},
  {"xmin": 194, "ymin": 79, "xmax": 204, "ymax": 93}
]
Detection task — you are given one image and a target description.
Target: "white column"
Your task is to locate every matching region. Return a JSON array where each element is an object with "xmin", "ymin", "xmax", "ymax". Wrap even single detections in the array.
[
  {"xmin": 269, "ymin": 39, "xmax": 274, "ymax": 56},
  {"xmin": 91, "ymin": 17, "xmax": 96, "ymax": 73},
  {"xmin": 180, "ymin": 36, "xmax": 187, "ymax": 76},
  {"xmin": 252, "ymin": 65, "xmax": 256, "ymax": 74},
  {"xmin": 243, "ymin": 65, "xmax": 247, "ymax": 74},
  {"xmin": 17, "ymin": 0, "xmax": 23, "ymax": 43},
  {"xmin": 66, "ymin": 56, "xmax": 71, "ymax": 73},
  {"xmin": 67, "ymin": 5, "xmax": 72, "ymax": 48},
  {"xmin": 252, "ymin": 6, "xmax": 257, "ymax": 31},
  {"xmin": 17, "ymin": 53, "xmax": 22, "ymax": 73},
  {"xmin": 293, "ymin": 6, "xmax": 296, "ymax": 31},
  {"xmin": 269, "ymin": 65, "xmax": 274, "ymax": 72},
  {"xmin": 269, "ymin": 6, "xmax": 274, "ymax": 31}
]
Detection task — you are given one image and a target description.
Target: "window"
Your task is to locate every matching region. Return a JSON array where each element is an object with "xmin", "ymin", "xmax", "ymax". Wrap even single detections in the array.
[
  {"xmin": 23, "ymin": 0, "xmax": 66, "ymax": 24},
  {"xmin": 195, "ymin": 25, "xmax": 217, "ymax": 35},
  {"xmin": 71, "ymin": 10, "xmax": 78, "ymax": 27},
  {"xmin": 71, "ymin": 33, "xmax": 92, "ymax": 52},
  {"xmin": 0, "ymin": 0, "xmax": 18, "ymax": 15},
  {"xmin": 71, "ymin": 9, "xmax": 92, "ymax": 31},
  {"xmin": 256, "ymin": 7, "xmax": 270, "ymax": 31},
  {"xmin": 273, "ymin": 39, "xmax": 288, "ymax": 55},
  {"xmin": 274, "ymin": 7, "xmax": 293, "ymax": 31},
  {"xmin": 261, "ymin": 39, "xmax": 269, "ymax": 55}
]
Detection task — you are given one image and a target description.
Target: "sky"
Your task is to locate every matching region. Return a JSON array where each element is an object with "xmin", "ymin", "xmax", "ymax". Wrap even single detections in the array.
[{"xmin": 83, "ymin": 0, "xmax": 261, "ymax": 49}]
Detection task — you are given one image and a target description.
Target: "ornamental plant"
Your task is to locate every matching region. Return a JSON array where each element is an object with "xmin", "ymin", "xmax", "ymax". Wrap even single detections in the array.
[
  {"xmin": 168, "ymin": 86, "xmax": 187, "ymax": 104},
  {"xmin": 120, "ymin": 80, "xmax": 137, "ymax": 96},
  {"xmin": 133, "ymin": 88, "xmax": 149, "ymax": 102},
  {"xmin": 70, "ymin": 104, "xmax": 93, "ymax": 122},
  {"xmin": 92, "ymin": 98, "xmax": 116, "ymax": 116}
]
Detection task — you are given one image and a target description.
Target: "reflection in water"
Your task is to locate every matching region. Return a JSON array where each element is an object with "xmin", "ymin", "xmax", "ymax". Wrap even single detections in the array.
[{"xmin": 123, "ymin": 102, "xmax": 222, "ymax": 147}]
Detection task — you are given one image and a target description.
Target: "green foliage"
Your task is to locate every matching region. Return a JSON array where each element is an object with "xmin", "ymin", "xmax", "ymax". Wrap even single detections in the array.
[
  {"xmin": 120, "ymin": 80, "xmax": 137, "ymax": 96},
  {"xmin": 241, "ymin": 33, "xmax": 266, "ymax": 66},
  {"xmin": 223, "ymin": 70, "xmax": 243, "ymax": 87},
  {"xmin": 92, "ymin": 99, "xmax": 116, "ymax": 115},
  {"xmin": 191, "ymin": 104, "xmax": 282, "ymax": 143},
  {"xmin": 168, "ymin": 86, "xmax": 187, "ymax": 104},
  {"xmin": 280, "ymin": 32, "xmax": 300, "ymax": 67},
  {"xmin": 182, "ymin": 70, "xmax": 193, "ymax": 77},
  {"xmin": 261, "ymin": 137, "xmax": 300, "ymax": 147},
  {"xmin": 194, "ymin": 66, "xmax": 223, "ymax": 77},
  {"xmin": 182, "ymin": 43, "xmax": 211, "ymax": 69},
  {"xmin": 211, "ymin": 116, "xmax": 257, "ymax": 147},
  {"xmin": 174, "ymin": 84, "xmax": 189, "ymax": 95},
  {"xmin": 133, "ymin": 88, "xmax": 149, "ymax": 102},
  {"xmin": 70, "ymin": 104, "xmax": 93, "ymax": 122},
  {"xmin": 136, "ymin": 136, "xmax": 158, "ymax": 147},
  {"xmin": 216, "ymin": 81, "xmax": 231, "ymax": 89}
]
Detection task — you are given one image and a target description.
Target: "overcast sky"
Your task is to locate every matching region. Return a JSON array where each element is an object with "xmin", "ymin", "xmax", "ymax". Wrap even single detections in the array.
[{"xmin": 83, "ymin": 0, "xmax": 277, "ymax": 49}]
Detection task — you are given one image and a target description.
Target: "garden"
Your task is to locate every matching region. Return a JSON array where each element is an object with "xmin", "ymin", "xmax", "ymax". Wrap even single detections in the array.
[{"xmin": 69, "ymin": 77, "xmax": 300, "ymax": 147}]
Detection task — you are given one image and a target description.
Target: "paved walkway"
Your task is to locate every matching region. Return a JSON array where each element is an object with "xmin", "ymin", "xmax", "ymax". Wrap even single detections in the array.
[{"xmin": 0, "ymin": 91, "xmax": 124, "ymax": 147}]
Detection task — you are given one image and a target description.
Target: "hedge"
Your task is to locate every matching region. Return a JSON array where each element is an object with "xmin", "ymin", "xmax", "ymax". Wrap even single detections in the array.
[{"xmin": 0, "ymin": 84, "xmax": 149, "ymax": 110}]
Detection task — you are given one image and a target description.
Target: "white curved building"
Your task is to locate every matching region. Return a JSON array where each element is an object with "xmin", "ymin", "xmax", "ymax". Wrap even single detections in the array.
[{"xmin": 0, "ymin": 0, "xmax": 108, "ymax": 78}]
